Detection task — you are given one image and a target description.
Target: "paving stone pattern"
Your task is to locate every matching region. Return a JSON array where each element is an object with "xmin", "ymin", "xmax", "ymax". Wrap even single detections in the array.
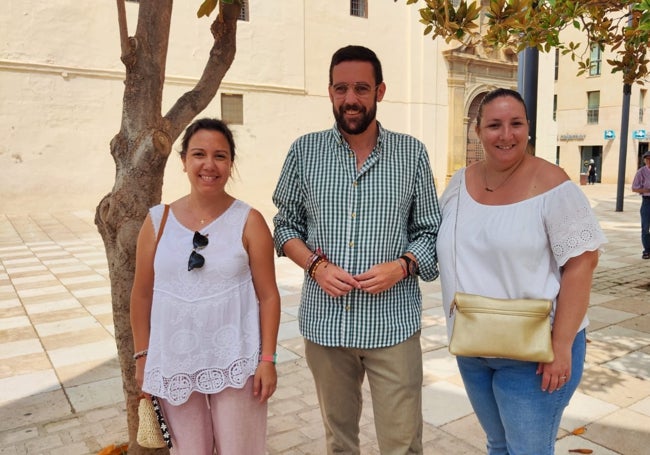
[{"xmin": 0, "ymin": 184, "xmax": 648, "ymax": 454}]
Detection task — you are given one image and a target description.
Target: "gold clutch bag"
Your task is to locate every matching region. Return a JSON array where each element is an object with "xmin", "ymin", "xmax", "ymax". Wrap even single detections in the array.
[{"xmin": 448, "ymin": 292, "xmax": 554, "ymax": 363}]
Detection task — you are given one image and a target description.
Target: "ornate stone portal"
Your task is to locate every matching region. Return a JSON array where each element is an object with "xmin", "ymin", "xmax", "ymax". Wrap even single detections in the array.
[{"xmin": 443, "ymin": 43, "xmax": 518, "ymax": 183}]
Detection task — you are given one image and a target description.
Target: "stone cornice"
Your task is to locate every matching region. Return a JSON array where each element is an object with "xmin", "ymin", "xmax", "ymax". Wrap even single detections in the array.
[
  {"xmin": 0, "ymin": 59, "xmax": 306, "ymax": 95},
  {"xmin": 443, "ymin": 46, "xmax": 518, "ymax": 75}
]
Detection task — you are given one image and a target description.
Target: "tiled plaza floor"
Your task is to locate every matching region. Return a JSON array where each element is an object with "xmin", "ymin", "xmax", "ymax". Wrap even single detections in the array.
[{"xmin": 0, "ymin": 183, "xmax": 649, "ymax": 454}]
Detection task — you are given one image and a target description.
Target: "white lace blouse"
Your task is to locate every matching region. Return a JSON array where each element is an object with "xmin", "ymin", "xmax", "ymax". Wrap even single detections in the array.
[
  {"xmin": 142, "ymin": 200, "xmax": 260, "ymax": 405},
  {"xmin": 436, "ymin": 169, "xmax": 607, "ymax": 339}
]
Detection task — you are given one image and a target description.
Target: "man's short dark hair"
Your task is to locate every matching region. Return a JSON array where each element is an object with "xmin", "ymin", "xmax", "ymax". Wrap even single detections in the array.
[{"xmin": 329, "ymin": 45, "xmax": 383, "ymax": 86}]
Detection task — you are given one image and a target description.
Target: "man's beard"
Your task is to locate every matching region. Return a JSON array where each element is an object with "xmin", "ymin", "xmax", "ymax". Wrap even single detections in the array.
[{"xmin": 333, "ymin": 99, "xmax": 377, "ymax": 135}]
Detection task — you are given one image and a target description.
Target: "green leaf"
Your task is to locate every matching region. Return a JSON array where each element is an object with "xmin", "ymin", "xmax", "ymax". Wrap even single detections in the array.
[{"xmin": 408, "ymin": 0, "xmax": 650, "ymax": 84}]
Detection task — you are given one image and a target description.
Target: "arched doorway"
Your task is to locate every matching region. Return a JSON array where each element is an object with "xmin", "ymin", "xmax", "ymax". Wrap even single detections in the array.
[{"xmin": 466, "ymin": 92, "xmax": 487, "ymax": 166}]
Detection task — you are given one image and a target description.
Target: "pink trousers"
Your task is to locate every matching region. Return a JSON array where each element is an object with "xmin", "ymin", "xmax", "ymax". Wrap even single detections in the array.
[{"xmin": 159, "ymin": 377, "xmax": 267, "ymax": 455}]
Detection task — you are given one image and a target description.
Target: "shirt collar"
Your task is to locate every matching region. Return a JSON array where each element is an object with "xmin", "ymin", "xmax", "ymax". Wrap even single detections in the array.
[{"xmin": 330, "ymin": 121, "xmax": 385, "ymax": 151}]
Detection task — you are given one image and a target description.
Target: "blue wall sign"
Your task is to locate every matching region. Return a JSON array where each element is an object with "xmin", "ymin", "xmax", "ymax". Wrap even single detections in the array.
[
  {"xmin": 633, "ymin": 129, "xmax": 647, "ymax": 140},
  {"xmin": 604, "ymin": 130, "xmax": 615, "ymax": 140}
]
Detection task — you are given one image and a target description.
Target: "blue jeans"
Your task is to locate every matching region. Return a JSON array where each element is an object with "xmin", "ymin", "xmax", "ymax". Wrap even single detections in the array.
[
  {"xmin": 456, "ymin": 330, "xmax": 586, "ymax": 455},
  {"xmin": 641, "ymin": 197, "xmax": 650, "ymax": 253}
]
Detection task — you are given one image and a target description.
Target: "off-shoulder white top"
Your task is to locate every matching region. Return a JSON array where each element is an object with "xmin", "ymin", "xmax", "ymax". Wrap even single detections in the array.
[{"xmin": 436, "ymin": 169, "xmax": 607, "ymax": 339}]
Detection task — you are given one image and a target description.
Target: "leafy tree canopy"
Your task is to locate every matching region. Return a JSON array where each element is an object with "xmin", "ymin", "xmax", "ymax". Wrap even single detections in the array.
[{"xmin": 402, "ymin": 0, "xmax": 650, "ymax": 84}]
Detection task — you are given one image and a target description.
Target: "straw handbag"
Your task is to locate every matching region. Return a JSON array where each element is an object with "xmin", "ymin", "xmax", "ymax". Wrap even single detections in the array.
[
  {"xmin": 136, "ymin": 397, "xmax": 167, "ymax": 449},
  {"xmin": 136, "ymin": 207, "xmax": 173, "ymax": 449}
]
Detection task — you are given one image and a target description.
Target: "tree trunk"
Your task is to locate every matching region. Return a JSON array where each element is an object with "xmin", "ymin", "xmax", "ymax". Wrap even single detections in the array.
[{"xmin": 96, "ymin": 1, "xmax": 238, "ymax": 452}]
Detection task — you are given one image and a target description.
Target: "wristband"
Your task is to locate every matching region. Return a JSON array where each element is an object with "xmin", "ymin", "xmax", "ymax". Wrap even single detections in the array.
[
  {"xmin": 260, "ymin": 353, "xmax": 277, "ymax": 364},
  {"xmin": 305, "ymin": 253, "xmax": 319, "ymax": 271},
  {"xmin": 307, "ymin": 248, "xmax": 329, "ymax": 278}
]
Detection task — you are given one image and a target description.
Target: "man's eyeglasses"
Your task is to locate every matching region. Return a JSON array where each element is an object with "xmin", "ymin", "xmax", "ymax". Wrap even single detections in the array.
[
  {"xmin": 188, "ymin": 231, "xmax": 209, "ymax": 271},
  {"xmin": 331, "ymin": 83, "xmax": 377, "ymax": 98}
]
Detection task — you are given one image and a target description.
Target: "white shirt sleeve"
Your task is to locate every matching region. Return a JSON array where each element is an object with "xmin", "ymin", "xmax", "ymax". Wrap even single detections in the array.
[{"xmin": 543, "ymin": 182, "xmax": 608, "ymax": 267}]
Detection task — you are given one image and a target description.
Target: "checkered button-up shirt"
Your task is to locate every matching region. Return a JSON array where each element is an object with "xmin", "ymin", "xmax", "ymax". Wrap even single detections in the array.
[
  {"xmin": 632, "ymin": 165, "xmax": 650, "ymax": 197},
  {"xmin": 273, "ymin": 123, "xmax": 441, "ymax": 349}
]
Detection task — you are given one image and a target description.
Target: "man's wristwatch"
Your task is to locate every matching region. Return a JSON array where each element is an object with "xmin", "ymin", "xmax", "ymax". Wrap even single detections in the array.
[{"xmin": 399, "ymin": 255, "xmax": 418, "ymax": 277}]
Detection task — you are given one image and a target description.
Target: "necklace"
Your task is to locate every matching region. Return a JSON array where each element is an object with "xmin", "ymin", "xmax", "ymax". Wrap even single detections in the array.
[
  {"xmin": 483, "ymin": 155, "xmax": 526, "ymax": 192},
  {"xmin": 196, "ymin": 211, "xmax": 218, "ymax": 225},
  {"xmin": 187, "ymin": 198, "xmax": 221, "ymax": 227}
]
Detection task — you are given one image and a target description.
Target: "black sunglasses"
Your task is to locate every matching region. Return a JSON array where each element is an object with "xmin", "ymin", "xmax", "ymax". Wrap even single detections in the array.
[{"xmin": 188, "ymin": 231, "xmax": 209, "ymax": 271}]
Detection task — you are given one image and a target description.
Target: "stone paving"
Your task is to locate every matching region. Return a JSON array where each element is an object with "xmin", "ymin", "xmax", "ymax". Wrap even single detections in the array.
[{"xmin": 0, "ymin": 183, "xmax": 648, "ymax": 454}]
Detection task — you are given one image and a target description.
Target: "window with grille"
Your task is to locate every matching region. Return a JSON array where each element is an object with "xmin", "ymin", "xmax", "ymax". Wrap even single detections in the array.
[
  {"xmin": 553, "ymin": 94, "xmax": 557, "ymax": 121},
  {"xmin": 640, "ymin": 89, "xmax": 647, "ymax": 123},
  {"xmin": 221, "ymin": 94, "xmax": 243, "ymax": 125},
  {"xmin": 238, "ymin": 0, "xmax": 249, "ymax": 21},
  {"xmin": 589, "ymin": 44, "xmax": 602, "ymax": 76},
  {"xmin": 587, "ymin": 91, "xmax": 600, "ymax": 124},
  {"xmin": 554, "ymin": 48, "xmax": 559, "ymax": 81},
  {"xmin": 350, "ymin": 0, "xmax": 368, "ymax": 18}
]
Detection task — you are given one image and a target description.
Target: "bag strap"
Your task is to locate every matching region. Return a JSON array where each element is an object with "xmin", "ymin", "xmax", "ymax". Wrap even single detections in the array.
[
  {"xmin": 155, "ymin": 204, "xmax": 170, "ymax": 251},
  {"xmin": 140, "ymin": 205, "xmax": 173, "ymax": 451},
  {"xmin": 453, "ymin": 172, "xmax": 463, "ymax": 291},
  {"xmin": 151, "ymin": 395, "xmax": 173, "ymax": 448}
]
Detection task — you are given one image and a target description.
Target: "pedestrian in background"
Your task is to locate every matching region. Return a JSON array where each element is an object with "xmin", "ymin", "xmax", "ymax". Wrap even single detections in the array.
[
  {"xmin": 436, "ymin": 88, "xmax": 607, "ymax": 454},
  {"xmin": 273, "ymin": 45, "xmax": 441, "ymax": 454},
  {"xmin": 587, "ymin": 159, "xmax": 596, "ymax": 184},
  {"xmin": 631, "ymin": 150, "xmax": 650, "ymax": 259},
  {"xmin": 131, "ymin": 118, "xmax": 281, "ymax": 454}
]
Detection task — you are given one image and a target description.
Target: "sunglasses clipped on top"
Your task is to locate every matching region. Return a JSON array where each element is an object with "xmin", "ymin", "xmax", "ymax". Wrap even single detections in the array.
[{"xmin": 188, "ymin": 231, "xmax": 209, "ymax": 271}]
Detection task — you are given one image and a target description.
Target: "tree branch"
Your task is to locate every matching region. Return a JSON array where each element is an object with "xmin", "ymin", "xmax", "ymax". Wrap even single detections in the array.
[
  {"xmin": 164, "ymin": 2, "xmax": 240, "ymax": 141},
  {"xmin": 116, "ymin": 0, "xmax": 136, "ymax": 68},
  {"xmin": 120, "ymin": 0, "xmax": 173, "ymax": 135}
]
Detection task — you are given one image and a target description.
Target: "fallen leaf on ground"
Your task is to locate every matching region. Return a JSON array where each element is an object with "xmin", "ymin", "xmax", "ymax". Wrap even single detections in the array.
[
  {"xmin": 571, "ymin": 426, "xmax": 587, "ymax": 435},
  {"xmin": 568, "ymin": 449, "xmax": 593, "ymax": 454},
  {"xmin": 97, "ymin": 443, "xmax": 128, "ymax": 455}
]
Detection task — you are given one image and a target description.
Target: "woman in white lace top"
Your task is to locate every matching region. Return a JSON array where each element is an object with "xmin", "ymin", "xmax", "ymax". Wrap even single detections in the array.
[
  {"xmin": 436, "ymin": 89, "xmax": 607, "ymax": 454},
  {"xmin": 131, "ymin": 118, "xmax": 281, "ymax": 454}
]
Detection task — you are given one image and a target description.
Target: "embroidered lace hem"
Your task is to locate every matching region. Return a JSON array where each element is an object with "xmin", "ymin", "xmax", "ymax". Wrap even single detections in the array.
[{"xmin": 143, "ymin": 356, "xmax": 257, "ymax": 405}]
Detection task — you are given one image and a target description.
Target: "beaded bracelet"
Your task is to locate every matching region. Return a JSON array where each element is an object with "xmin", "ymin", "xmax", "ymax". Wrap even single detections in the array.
[
  {"xmin": 309, "ymin": 257, "xmax": 327, "ymax": 278},
  {"xmin": 133, "ymin": 349, "xmax": 148, "ymax": 360},
  {"xmin": 307, "ymin": 256, "xmax": 322, "ymax": 276}
]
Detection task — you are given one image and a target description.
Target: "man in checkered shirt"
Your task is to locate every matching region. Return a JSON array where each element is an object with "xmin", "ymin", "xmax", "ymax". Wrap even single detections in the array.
[{"xmin": 273, "ymin": 45, "xmax": 441, "ymax": 455}]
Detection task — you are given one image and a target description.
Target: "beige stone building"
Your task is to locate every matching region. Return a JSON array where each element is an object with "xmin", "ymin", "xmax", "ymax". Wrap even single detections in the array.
[
  {"xmin": 554, "ymin": 26, "xmax": 649, "ymax": 185},
  {"xmin": 5, "ymin": 0, "xmax": 636, "ymax": 218},
  {"xmin": 0, "ymin": 0, "xmax": 451, "ymax": 217}
]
